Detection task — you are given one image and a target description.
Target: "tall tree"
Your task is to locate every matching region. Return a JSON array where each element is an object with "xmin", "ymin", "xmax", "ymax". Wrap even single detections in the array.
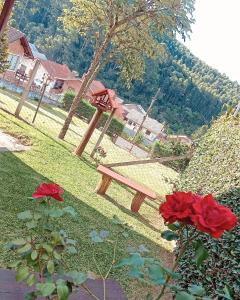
[
  {"xmin": 0, "ymin": 0, "xmax": 9, "ymax": 73},
  {"xmin": 58, "ymin": 0, "xmax": 195, "ymax": 140},
  {"xmin": 0, "ymin": 30, "xmax": 9, "ymax": 73}
]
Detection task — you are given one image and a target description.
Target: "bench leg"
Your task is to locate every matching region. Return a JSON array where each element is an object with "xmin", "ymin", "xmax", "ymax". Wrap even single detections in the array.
[
  {"xmin": 96, "ymin": 175, "xmax": 112, "ymax": 195},
  {"xmin": 131, "ymin": 192, "xmax": 146, "ymax": 213}
]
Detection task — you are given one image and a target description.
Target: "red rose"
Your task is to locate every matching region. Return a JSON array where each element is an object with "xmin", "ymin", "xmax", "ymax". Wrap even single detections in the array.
[
  {"xmin": 192, "ymin": 194, "xmax": 237, "ymax": 238},
  {"xmin": 32, "ymin": 183, "xmax": 64, "ymax": 202},
  {"xmin": 160, "ymin": 192, "xmax": 201, "ymax": 224}
]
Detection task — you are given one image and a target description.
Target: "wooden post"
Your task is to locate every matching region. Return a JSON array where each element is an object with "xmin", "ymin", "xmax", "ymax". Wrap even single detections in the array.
[
  {"xmin": 15, "ymin": 59, "xmax": 41, "ymax": 118},
  {"xmin": 96, "ymin": 175, "xmax": 112, "ymax": 195},
  {"xmin": 131, "ymin": 192, "xmax": 146, "ymax": 212},
  {"xmin": 0, "ymin": 0, "xmax": 15, "ymax": 39},
  {"xmin": 90, "ymin": 108, "xmax": 116, "ymax": 158},
  {"xmin": 32, "ymin": 83, "xmax": 47, "ymax": 124},
  {"xmin": 74, "ymin": 109, "xmax": 103, "ymax": 157}
]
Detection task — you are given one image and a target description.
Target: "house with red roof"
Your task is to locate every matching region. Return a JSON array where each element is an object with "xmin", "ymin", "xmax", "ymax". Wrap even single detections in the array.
[{"xmin": 0, "ymin": 27, "xmax": 34, "ymax": 82}]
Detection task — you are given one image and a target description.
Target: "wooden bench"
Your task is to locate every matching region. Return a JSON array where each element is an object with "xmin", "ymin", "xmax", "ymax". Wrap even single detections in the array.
[{"xmin": 96, "ymin": 165, "xmax": 157, "ymax": 213}]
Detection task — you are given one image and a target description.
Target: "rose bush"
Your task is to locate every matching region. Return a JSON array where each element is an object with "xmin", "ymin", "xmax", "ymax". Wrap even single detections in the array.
[
  {"xmin": 32, "ymin": 183, "xmax": 64, "ymax": 202},
  {"xmin": 191, "ymin": 194, "xmax": 237, "ymax": 238},
  {"xmin": 160, "ymin": 192, "xmax": 237, "ymax": 238},
  {"xmin": 120, "ymin": 191, "xmax": 237, "ymax": 300}
]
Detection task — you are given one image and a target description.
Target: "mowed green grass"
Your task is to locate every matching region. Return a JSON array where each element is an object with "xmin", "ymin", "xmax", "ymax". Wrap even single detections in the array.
[
  {"xmin": 0, "ymin": 89, "xmax": 178, "ymax": 196},
  {"xmin": 0, "ymin": 91, "xmax": 177, "ymax": 297}
]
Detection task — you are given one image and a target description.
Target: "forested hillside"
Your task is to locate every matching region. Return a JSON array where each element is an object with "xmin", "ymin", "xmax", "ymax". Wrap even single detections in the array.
[{"xmin": 12, "ymin": 1, "xmax": 240, "ymax": 134}]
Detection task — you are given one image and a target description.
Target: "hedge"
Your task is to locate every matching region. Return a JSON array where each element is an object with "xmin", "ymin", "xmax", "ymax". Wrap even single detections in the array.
[
  {"xmin": 152, "ymin": 140, "xmax": 190, "ymax": 172},
  {"xmin": 61, "ymin": 91, "xmax": 124, "ymax": 136},
  {"xmin": 178, "ymin": 115, "xmax": 240, "ymax": 299}
]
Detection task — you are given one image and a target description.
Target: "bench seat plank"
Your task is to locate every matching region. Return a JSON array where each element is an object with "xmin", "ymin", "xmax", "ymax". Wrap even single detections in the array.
[{"xmin": 97, "ymin": 165, "xmax": 156, "ymax": 200}]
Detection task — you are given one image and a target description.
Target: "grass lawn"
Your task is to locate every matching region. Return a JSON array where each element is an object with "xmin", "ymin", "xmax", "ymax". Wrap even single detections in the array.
[
  {"xmin": 0, "ymin": 90, "xmax": 178, "ymax": 298},
  {"xmin": 0, "ymin": 89, "xmax": 178, "ymax": 196}
]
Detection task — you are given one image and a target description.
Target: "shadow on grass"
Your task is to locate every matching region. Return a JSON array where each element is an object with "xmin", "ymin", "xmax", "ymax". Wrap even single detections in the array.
[
  {"xmin": 103, "ymin": 195, "xmax": 161, "ymax": 234},
  {"xmin": 0, "ymin": 150, "xmax": 173, "ymax": 296}
]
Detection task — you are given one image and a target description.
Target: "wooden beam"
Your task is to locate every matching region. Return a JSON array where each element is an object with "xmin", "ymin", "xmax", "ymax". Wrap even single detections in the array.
[{"xmin": 104, "ymin": 154, "xmax": 191, "ymax": 168}]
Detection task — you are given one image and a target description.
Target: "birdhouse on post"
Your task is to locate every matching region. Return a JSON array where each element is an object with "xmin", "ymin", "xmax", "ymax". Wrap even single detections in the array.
[
  {"xmin": 90, "ymin": 89, "xmax": 118, "ymax": 112},
  {"xmin": 74, "ymin": 89, "xmax": 118, "ymax": 157}
]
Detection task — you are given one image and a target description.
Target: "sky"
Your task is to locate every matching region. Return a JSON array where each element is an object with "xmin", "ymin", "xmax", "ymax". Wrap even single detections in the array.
[{"xmin": 183, "ymin": 0, "xmax": 240, "ymax": 83}]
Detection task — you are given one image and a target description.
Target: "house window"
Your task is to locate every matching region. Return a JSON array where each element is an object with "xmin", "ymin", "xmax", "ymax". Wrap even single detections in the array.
[
  {"xmin": 53, "ymin": 79, "xmax": 64, "ymax": 89},
  {"xmin": 145, "ymin": 130, "xmax": 151, "ymax": 136},
  {"xmin": 8, "ymin": 54, "xmax": 20, "ymax": 71},
  {"xmin": 128, "ymin": 120, "xmax": 133, "ymax": 125}
]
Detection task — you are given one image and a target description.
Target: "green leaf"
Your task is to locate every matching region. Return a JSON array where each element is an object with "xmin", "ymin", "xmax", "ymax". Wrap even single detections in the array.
[
  {"xmin": 53, "ymin": 251, "xmax": 62, "ymax": 260},
  {"xmin": 31, "ymin": 250, "xmax": 38, "ymax": 261},
  {"xmin": 66, "ymin": 239, "xmax": 76, "ymax": 246},
  {"xmin": 17, "ymin": 243, "xmax": 32, "ymax": 254},
  {"xmin": 195, "ymin": 243, "xmax": 209, "ymax": 267},
  {"xmin": 26, "ymin": 274, "xmax": 36, "ymax": 287},
  {"xmin": 188, "ymin": 285, "xmax": 205, "ymax": 296},
  {"xmin": 42, "ymin": 243, "xmax": 53, "ymax": 253},
  {"xmin": 48, "ymin": 208, "xmax": 64, "ymax": 218},
  {"xmin": 57, "ymin": 283, "xmax": 69, "ymax": 300},
  {"xmin": 11, "ymin": 238, "xmax": 27, "ymax": 246},
  {"xmin": 8, "ymin": 260, "xmax": 21, "ymax": 268},
  {"xmin": 117, "ymin": 253, "xmax": 145, "ymax": 268},
  {"xmin": 99, "ymin": 230, "xmax": 109, "ymax": 239},
  {"xmin": 167, "ymin": 223, "xmax": 180, "ymax": 231},
  {"xmin": 128, "ymin": 267, "xmax": 144, "ymax": 279},
  {"xmin": 47, "ymin": 260, "xmax": 55, "ymax": 274},
  {"xmin": 176, "ymin": 291, "xmax": 196, "ymax": 300},
  {"xmin": 161, "ymin": 230, "xmax": 179, "ymax": 241},
  {"xmin": 148, "ymin": 264, "xmax": 165, "ymax": 285},
  {"xmin": 16, "ymin": 266, "xmax": 29, "ymax": 282},
  {"xmin": 17, "ymin": 210, "xmax": 32, "ymax": 220},
  {"xmin": 26, "ymin": 221, "xmax": 38, "ymax": 229},
  {"xmin": 63, "ymin": 206, "xmax": 77, "ymax": 217},
  {"xmin": 67, "ymin": 271, "xmax": 87, "ymax": 285},
  {"xmin": 36, "ymin": 282, "xmax": 56, "ymax": 297},
  {"xmin": 89, "ymin": 230, "xmax": 103, "ymax": 243},
  {"xmin": 67, "ymin": 246, "xmax": 77, "ymax": 254}
]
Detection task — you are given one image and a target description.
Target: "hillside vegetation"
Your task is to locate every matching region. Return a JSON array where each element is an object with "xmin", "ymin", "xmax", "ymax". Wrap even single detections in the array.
[
  {"xmin": 12, "ymin": 1, "xmax": 240, "ymax": 134},
  {"xmin": 178, "ymin": 115, "xmax": 240, "ymax": 298}
]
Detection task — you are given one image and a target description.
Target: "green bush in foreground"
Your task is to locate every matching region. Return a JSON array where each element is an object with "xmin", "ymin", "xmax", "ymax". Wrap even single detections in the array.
[{"xmin": 178, "ymin": 115, "xmax": 240, "ymax": 299}]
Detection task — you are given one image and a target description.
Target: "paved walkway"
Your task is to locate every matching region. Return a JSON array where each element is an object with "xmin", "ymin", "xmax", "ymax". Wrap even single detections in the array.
[
  {"xmin": 0, "ymin": 269, "xmax": 126, "ymax": 300},
  {"xmin": 0, "ymin": 131, "xmax": 29, "ymax": 152}
]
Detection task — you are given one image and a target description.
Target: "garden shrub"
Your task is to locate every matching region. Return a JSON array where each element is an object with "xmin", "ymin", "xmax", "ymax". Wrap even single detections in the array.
[
  {"xmin": 61, "ymin": 91, "xmax": 124, "ymax": 136},
  {"xmin": 152, "ymin": 140, "xmax": 190, "ymax": 171},
  {"xmin": 178, "ymin": 115, "xmax": 240, "ymax": 299}
]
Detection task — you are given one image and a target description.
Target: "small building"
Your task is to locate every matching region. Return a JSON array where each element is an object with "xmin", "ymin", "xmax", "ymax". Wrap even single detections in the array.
[
  {"xmin": 167, "ymin": 135, "xmax": 193, "ymax": 146},
  {"xmin": 124, "ymin": 109, "xmax": 165, "ymax": 144},
  {"xmin": 36, "ymin": 59, "xmax": 76, "ymax": 93},
  {"xmin": 1, "ymin": 27, "xmax": 34, "ymax": 82},
  {"xmin": 123, "ymin": 103, "xmax": 146, "ymax": 119}
]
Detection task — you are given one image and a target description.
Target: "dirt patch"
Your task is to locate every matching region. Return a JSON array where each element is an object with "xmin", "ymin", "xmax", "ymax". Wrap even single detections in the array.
[
  {"xmin": 0, "ymin": 131, "xmax": 31, "ymax": 152},
  {"xmin": 4, "ymin": 131, "xmax": 32, "ymax": 146}
]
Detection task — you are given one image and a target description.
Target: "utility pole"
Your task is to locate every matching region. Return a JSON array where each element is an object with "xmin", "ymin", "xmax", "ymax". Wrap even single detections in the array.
[
  {"xmin": 130, "ymin": 88, "xmax": 161, "ymax": 152},
  {"xmin": 32, "ymin": 74, "xmax": 52, "ymax": 124},
  {"xmin": 0, "ymin": 0, "xmax": 15, "ymax": 38},
  {"xmin": 15, "ymin": 59, "xmax": 41, "ymax": 118}
]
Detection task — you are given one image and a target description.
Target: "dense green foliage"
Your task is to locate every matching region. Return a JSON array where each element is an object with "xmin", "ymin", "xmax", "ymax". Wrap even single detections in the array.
[
  {"xmin": 179, "ymin": 115, "xmax": 240, "ymax": 298},
  {"xmin": 0, "ymin": 31, "xmax": 9, "ymax": 73},
  {"xmin": 152, "ymin": 140, "xmax": 190, "ymax": 172},
  {"xmin": 61, "ymin": 91, "xmax": 124, "ymax": 136},
  {"xmin": 11, "ymin": 1, "xmax": 240, "ymax": 134}
]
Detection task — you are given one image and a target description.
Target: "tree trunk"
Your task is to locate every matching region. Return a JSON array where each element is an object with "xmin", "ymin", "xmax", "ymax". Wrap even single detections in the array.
[{"xmin": 58, "ymin": 32, "xmax": 113, "ymax": 140}]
